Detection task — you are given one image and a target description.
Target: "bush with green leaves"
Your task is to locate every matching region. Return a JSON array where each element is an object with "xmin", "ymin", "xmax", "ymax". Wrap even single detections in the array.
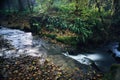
[
  {"xmin": 45, "ymin": 16, "xmax": 68, "ymax": 29},
  {"xmin": 29, "ymin": 14, "xmax": 104, "ymax": 42},
  {"xmin": 68, "ymin": 18, "xmax": 93, "ymax": 42},
  {"xmin": 44, "ymin": 16, "xmax": 94, "ymax": 42},
  {"xmin": 46, "ymin": 16, "xmax": 62, "ymax": 27},
  {"xmin": 29, "ymin": 18, "xmax": 41, "ymax": 33}
]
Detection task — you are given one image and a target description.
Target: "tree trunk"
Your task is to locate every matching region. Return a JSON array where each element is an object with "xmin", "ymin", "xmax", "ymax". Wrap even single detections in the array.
[
  {"xmin": 7, "ymin": 0, "xmax": 11, "ymax": 12},
  {"xmin": 0, "ymin": 0, "xmax": 6, "ymax": 11},
  {"xmin": 18, "ymin": 0, "xmax": 24, "ymax": 12},
  {"xmin": 27, "ymin": 0, "xmax": 35, "ymax": 13},
  {"xmin": 27, "ymin": 0, "xmax": 31, "ymax": 13}
]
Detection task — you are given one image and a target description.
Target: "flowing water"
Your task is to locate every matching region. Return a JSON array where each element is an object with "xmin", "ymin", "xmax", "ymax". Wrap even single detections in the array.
[
  {"xmin": 0, "ymin": 27, "xmax": 47, "ymax": 58},
  {"xmin": 0, "ymin": 26, "xmax": 119, "ymax": 72},
  {"xmin": 63, "ymin": 51, "xmax": 117, "ymax": 72}
]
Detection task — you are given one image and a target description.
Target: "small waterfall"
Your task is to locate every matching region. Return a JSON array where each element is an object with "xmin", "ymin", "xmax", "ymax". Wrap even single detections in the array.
[
  {"xmin": 62, "ymin": 46, "xmax": 118, "ymax": 72},
  {"xmin": 0, "ymin": 27, "xmax": 47, "ymax": 58},
  {"xmin": 110, "ymin": 42, "xmax": 120, "ymax": 57}
]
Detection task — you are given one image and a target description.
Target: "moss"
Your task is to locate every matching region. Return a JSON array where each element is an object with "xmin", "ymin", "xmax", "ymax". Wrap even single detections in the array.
[
  {"xmin": 56, "ymin": 36, "xmax": 78, "ymax": 45},
  {"xmin": 44, "ymin": 34, "xmax": 57, "ymax": 39}
]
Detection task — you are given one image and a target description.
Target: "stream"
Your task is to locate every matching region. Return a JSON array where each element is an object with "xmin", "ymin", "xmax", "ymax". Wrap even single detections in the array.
[{"xmin": 0, "ymin": 26, "xmax": 120, "ymax": 72}]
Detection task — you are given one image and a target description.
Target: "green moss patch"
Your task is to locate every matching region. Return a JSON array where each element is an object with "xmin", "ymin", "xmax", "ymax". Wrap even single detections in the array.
[
  {"xmin": 56, "ymin": 36, "xmax": 78, "ymax": 45},
  {"xmin": 44, "ymin": 34, "xmax": 57, "ymax": 39}
]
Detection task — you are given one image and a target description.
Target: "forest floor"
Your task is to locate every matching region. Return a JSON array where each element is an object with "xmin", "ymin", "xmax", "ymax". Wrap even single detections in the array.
[{"xmin": 0, "ymin": 55, "xmax": 103, "ymax": 80}]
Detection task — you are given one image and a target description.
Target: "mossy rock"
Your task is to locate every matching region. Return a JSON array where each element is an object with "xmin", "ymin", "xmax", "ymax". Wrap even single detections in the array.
[
  {"xmin": 103, "ymin": 64, "xmax": 120, "ymax": 80},
  {"xmin": 56, "ymin": 36, "xmax": 78, "ymax": 45},
  {"xmin": 44, "ymin": 34, "xmax": 57, "ymax": 39}
]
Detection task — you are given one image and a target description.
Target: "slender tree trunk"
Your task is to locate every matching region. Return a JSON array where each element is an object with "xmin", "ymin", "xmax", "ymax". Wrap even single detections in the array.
[
  {"xmin": 0, "ymin": 0, "xmax": 7, "ymax": 12},
  {"xmin": 27, "ymin": 0, "xmax": 31, "ymax": 13},
  {"xmin": 7, "ymin": 0, "xmax": 11, "ymax": 12},
  {"xmin": 18, "ymin": 0, "xmax": 24, "ymax": 12}
]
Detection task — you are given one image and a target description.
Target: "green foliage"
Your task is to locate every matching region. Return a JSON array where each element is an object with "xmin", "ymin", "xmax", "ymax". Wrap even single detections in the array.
[
  {"xmin": 30, "ymin": 18, "xmax": 41, "ymax": 33},
  {"xmin": 46, "ymin": 24, "xmax": 54, "ymax": 31},
  {"xmin": 37, "ymin": 15, "xmax": 94, "ymax": 42},
  {"xmin": 68, "ymin": 18, "xmax": 93, "ymax": 42},
  {"xmin": 57, "ymin": 3, "xmax": 75, "ymax": 13},
  {"xmin": 44, "ymin": 34, "xmax": 57, "ymax": 39},
  {"xmin": 0, "ymin": 0, "xmax": 117, "ymax": 47},
  {"xmin": 46, "ymin": 16, "xmax": 68, "ymax": 29},
  {"xmin": 0, "ymin": 0, "xmax": 116, "ymax": 52},
  {"xmin": 47, "ymin": 16, "xmax": 62, "ymax": 27}
]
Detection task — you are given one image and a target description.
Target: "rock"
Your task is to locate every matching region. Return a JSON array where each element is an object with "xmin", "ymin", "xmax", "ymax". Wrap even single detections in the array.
[{"xmin": 103, "ymin": 64, "xmax": 120, "ymax": 80}]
